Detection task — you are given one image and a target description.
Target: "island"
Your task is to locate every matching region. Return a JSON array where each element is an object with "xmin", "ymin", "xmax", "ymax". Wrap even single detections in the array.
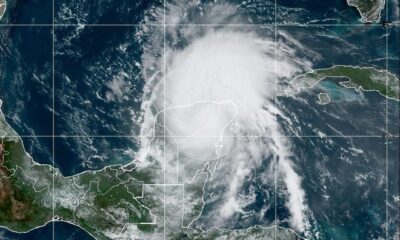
[
  {"xmin": 316, "ymin": 93, "xmax": 331, "ymax": 105},
  {"xmin": 0, "ymin": 0, "xmax": 6, "ymax": 20},
  {"xmin": 346, "ymin": 0, "xmax": 385, "ymax": 23},
  {"xmin": 286, "ymin": 65, "xmax": 399, "ymax": 100}
]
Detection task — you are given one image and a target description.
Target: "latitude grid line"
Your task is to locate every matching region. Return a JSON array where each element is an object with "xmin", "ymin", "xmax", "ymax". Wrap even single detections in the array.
[
  {"xmin": 0, "ymin": 23, "xmax": 390, "ymax": 27},
  {"xmin": 0, "ymin": 1, "xmax": 396, "ymax": 240},
  {"xmin": 8, "ymin": 135, "xmax": 400, "ymax": 138},
  {"xmin": 1, "ymin": 21, "xmax": 394, "ymax": 138}
]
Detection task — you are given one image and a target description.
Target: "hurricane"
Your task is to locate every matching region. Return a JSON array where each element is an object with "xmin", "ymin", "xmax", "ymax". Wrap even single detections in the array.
[{"xmin": 136, "ymin": 1, "xmax": 313, "ymax": 234}]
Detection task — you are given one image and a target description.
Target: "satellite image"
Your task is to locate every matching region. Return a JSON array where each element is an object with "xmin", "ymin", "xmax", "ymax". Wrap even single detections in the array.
[{"xmin": 0, "ymin": 0, "xmax": 399, "ymax": 239}]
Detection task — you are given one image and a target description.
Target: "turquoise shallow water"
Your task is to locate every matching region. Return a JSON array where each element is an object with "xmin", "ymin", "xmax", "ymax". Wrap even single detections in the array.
[{"xmin": 319, "ymin": 79, "xmax": 364, "ymax": 102}]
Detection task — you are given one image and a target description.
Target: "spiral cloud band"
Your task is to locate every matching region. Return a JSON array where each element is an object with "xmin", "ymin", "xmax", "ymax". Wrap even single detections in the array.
[{"xmin": 138, "ymin": 2, "xmax": 312, "ymax": 234}]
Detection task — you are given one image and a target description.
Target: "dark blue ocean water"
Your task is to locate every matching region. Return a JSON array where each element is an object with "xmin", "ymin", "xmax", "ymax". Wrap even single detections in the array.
[
  {"xmin": 0, "ymin": 0, "xmax": 52, "ymax": 24},
  {"xmin": 0, "ymin": 26, "xmax": 53, "ymax": 166},
  {"xmin": 0, "ymin": 222, "xmax": 94, "ymax": 240},
  {"xmin": 0, "ymin": 0, "xmax": 399, "ymax": 239},
  {"xmin": 53, "ymin": 25, "xmax": 145, "ymax": 175}
]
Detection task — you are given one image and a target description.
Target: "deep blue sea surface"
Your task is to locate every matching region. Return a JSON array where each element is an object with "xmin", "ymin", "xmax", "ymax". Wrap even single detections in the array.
[
  {"xmin": 0, "ymin": 222, "xmax": 94, "ymax": 240},
  {"xmin": 0, "ymin": 0, "xmax": 398, "ymax": 239}
]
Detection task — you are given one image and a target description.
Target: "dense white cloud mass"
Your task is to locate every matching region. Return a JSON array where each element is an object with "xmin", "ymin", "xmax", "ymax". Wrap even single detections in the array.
[
  {"xmin": 164, "ymin": 30, "xmax": 273, "ymax": 134},
  {"xmin": 136, "ymin": 1, "xmax": 312, "ymax": 234}
]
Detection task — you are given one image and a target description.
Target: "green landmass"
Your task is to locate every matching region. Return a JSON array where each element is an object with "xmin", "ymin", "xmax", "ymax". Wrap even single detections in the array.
[
  {"xmin": 182, "ymin": 171, "xmax": 207, "ymax": 227},
  {"xmin": 0, "ymin": 106, "xmax": 158, "ymax": 239},
  {"xmin": 346, "ymin": 0, "xmax": 385, "ymax": 23},
  {"xmin": 0, "ymin": 99, "xmax": 300, "ymax": 239},
  {"xmin": 287, "ymin": 65, "xmax": 400, "ymax": 100}
]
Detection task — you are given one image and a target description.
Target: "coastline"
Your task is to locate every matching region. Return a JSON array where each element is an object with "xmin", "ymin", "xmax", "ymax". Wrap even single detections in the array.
[
  {"xmin": 346, "ymin": 0, "xmax": 385, "ymax": 23},
  {"xmin": 286, "ymin": 65, "xmax": 400, "ymax": 101}
]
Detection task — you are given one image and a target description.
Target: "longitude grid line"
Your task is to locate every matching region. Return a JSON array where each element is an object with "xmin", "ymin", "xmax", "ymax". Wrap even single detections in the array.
[
  {"xmin": 163, "ymin": 0, "xmax": 166, "ymax": 239},
  {"xmin": 397, "ymin": 7, "xmax": 400, "ymax": 240},
  {"xmin": 384, "ymin": 0, "xmax": 389, "ymax": 238},
  {"xmin": 52, "ymin": 0, "xmax": 55, "ymax": 238},
  {"xmin": 274, "ymin": 0, "xmax": 277, "ymax": 238}
]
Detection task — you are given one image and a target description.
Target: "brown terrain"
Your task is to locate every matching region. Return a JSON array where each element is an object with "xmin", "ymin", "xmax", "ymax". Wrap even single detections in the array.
[
  {"xmin": 0, "ymin": 143, "xmax": 10, "ymax": 205},
  {"xmin": 0, "ymin": 142, "xmax": 29, "ymax": 221},
  {"xmin": 11, "ymin": 197, "xmax": 28, "ymax": 220}
]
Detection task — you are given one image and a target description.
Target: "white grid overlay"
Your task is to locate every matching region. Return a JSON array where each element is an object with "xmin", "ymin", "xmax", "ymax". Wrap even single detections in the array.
[
  {"xmin": 0, "ymin": 0, "xmax": 397, "ymax": 239},
  {"xmin": 52, "ymin": 0, "xmax": 55, "ymax": 237},
  {"xmin": 274, "ymin": 0, "xmax": 278, "ymax": 238},
  {"xmin": 0, "ymin": 23, "xmax": 388, "ymax": 27},
  {"xmin": 163, "ymin": 1, "xmax": 166, "ymax": 238},
  {"xmin": 384, "ymin": 1, "xmax": 389, "ymax": 239}
]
